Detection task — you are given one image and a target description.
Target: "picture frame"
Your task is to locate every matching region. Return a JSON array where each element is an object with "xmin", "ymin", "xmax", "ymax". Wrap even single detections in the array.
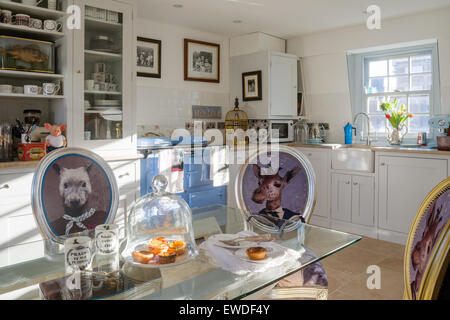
[
  {"xmin": 31, "ymin": 148, "xmax": 119, "ymax": 245},
  {"xmin": 235, "ymin": 145, "xmax": 316, "ymax": 234},
  {"xmin": 184, "ymin": 38, "xmax": 220, "ymax": 83},
  {"xmin": 137, "ymin": 37, "xmax": 161, "ymax": 78},
  {"xmin": 242, "ymin": 70, "xmax": 262, "ymax": 101}
]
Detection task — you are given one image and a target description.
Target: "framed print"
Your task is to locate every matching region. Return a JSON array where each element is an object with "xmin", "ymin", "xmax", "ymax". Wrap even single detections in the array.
[
  {"xmin": 235, "ymin": 145, "xmax": 316, "ymax": 234},
  {"xmin": 137, "ymin": 37, "xmax": 161, "ymax": 78},
  {"xmin": 242, "ymin": 71, "xmax": 262, "ymax": 101},
  {"xmin": 32, "ymin": 148, "xmax": 119, "ymax": 244},
  {"xmin": 184, "ymin": 39, "xmax": 220, "ymax": 83}
]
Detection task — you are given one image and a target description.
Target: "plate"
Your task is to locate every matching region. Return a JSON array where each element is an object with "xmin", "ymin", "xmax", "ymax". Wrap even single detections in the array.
[
  {"xmin": 234, "ymin": 245, "xmax": 285, "ymax": 264},
  {"xmin": 207, "ymin": 234, "xmax": 269, "ymax": 249},
  {"xmin": 122, "ymin": 241, "xmax": 198, "ymax": 269}
]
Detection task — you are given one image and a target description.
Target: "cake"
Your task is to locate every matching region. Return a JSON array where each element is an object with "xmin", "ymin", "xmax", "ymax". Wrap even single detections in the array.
[
  {"xmin": 246, "ymin": 247, "xmax": 268, "ymax": 260},
  {"xmin": 156, "ymin": 249, "xmax": 177, "ymax": 264}
]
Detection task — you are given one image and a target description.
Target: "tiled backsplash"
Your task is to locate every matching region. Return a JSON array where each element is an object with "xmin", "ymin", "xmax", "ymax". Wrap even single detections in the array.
[{"xmin": 136, "ymin": 85, "xmax": 230, "ymax": 137}]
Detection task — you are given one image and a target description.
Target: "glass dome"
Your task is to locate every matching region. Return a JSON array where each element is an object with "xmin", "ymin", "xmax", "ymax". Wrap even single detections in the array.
[{"xmin": 122, "ymin": 175, "xmax": 198, "ymax": 268}]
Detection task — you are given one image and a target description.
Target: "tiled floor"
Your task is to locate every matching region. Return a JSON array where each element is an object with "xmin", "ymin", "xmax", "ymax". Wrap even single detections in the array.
[{"xmin": 323, "ymin": 236, "xmax": 406, "ymax": 300}]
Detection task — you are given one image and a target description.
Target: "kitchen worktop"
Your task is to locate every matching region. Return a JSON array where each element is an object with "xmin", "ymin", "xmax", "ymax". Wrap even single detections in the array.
[
  {"xmin": 0, "ymin": 153, "xmax": 144, "ymax": 170},
  {"xmin": 287, "ymin": 143, "xmax": 450, "ymax": 155}
]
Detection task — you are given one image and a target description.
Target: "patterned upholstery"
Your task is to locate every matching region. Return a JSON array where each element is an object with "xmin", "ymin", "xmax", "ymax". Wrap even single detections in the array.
[{"xmin": 406, "ymin": 178, "xmax": 450, "ymax": 300}]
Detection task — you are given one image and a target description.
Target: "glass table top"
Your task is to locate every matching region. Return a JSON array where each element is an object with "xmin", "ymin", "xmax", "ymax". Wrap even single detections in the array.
[{"xmin": 0, "ymin": 205, "xmax": 361, "ymax": 300}]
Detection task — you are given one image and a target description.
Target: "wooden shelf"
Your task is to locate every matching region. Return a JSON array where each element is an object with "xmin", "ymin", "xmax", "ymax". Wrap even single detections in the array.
[
  {"xmin": 85, "ymin": 90, "xmax": 122, "ymax": 95},
  {"xmin": 0, "ymin": 23, "xmax": 64, "ymax": 40},
  {"xmin": 84, "ymin": 50, "xmax": 122, "ymax": 62},
  {"xmin": 0, "ymin": 93, "xmax": 64, "ymax": 99},
  {"xmin": 0, "ymin": 1, "xmax": 65, "ymax": 19},
  {"xmin": 0, "ymin": 69, "xmax": 64, "ymax": 79}
]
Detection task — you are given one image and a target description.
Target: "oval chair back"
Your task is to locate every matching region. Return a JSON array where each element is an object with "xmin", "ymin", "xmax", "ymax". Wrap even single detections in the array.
[{"xmin": 404, "ymin": 177, "xmax": 450, "ymax": 300}]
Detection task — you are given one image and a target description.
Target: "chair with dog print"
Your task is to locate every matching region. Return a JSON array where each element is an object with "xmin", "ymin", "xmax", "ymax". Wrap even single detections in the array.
[
  {"xmin": 235, "ymin": 145, "xmax": 328, "ymax": 300},
  {"xmin": 404, "ymin": 177, "xmax": 450, "ymax": 300}
]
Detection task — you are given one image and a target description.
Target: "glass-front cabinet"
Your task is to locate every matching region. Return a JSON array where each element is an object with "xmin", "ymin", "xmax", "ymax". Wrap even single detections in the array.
[{"xmin": 72, "ymin": 0, "xmax": 135, "ymax": 153}]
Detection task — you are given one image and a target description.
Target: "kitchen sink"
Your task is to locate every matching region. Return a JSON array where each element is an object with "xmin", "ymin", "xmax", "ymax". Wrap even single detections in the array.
[{"xmin": 331, "ymin": 145, "xmax": 375, "ymax": 172}]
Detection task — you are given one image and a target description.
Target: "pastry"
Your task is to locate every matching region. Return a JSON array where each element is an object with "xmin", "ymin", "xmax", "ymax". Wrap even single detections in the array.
[
  {"xmin": 246, "ymin": 247, "xmax": 267, "ymax": 260},
  {"xmin": 157, "ymin": 249, "xmax": 177, "ymax": 264},
  {"xmin": 132, "ymin": 250, "xmax": 155, "ymax": 264},
  {"xmin": 169, "ymin": 240, "xmax": 187, "ymax": 256}
]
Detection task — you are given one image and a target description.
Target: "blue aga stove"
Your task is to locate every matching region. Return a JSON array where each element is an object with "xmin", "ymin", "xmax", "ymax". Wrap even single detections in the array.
[{"xmin": 137, "ymin": 137, "xmax": 227, "ymax": 209}]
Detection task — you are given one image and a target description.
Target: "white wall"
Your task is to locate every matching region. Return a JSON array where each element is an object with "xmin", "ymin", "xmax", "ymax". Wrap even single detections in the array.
[
  {"xmin": 135, "ymin": 19, "xmax": 230, "ymax": 137},
  {"xmin": 287, "ymin": 7, "xmax": 450, "ymax": 143}
]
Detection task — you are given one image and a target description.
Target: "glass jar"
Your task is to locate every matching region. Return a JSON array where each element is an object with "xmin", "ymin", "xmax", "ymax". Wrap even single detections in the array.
[
  {"xmin": 122, "ymin": 175, "xmax": 198, "ymax": 268},
  {"xmin": 23, "ymin": 109, "xmax": 41, "ymax": 125},
  {"xmin": 0, "ymin": 122, "xmax": 13, "ymax": 162}
]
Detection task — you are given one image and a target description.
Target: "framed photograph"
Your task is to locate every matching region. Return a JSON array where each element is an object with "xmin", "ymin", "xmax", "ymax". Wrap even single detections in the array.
[
  {"xmin": 235, "ymin": 146, "xmax": 316, "ymax": 234},
  {"xmin": 137, "ymin": 37, "xmax": 161, "ymax": 78},
  {"xmin": 184, "ymin": 39, "xmax": 220, "ymax": 83},
  {"xmin": 242, "ymin": 71, "xmax": 262, "ymax": 101},
  {"xmin": 32, "ymin": 148, "xmax": 118, "ymax": 244}
]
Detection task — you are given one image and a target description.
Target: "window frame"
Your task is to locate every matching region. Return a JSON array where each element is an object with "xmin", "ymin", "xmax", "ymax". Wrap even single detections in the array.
[{"xmin": 348, "ymin": 40, "xmax": 441, "ymax": 144}]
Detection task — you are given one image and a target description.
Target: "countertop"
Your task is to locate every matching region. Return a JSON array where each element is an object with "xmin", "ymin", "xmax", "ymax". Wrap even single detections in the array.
[
  {"xmin": 0, "ymin": 153, "xmax": 144, "ymax": 170},
  {"xmin": 287, "ymin": 143, "xmax": 450, "ymax": 156}
]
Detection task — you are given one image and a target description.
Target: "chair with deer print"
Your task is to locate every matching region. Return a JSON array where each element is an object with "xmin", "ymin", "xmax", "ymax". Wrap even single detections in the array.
[
  {"xmin": 404, "ymin": 177, "xmax": 449, "ymax": 300},
  {"xmin": 235, "ymin": 145, "xmax": 328, "ymax": 300}
]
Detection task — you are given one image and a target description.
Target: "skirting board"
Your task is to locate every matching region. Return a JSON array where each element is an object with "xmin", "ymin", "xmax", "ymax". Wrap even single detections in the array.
[
  {"xmin": 377, "ymin": 229, "xmax": 408, "ymax": 245},
  {"xmin": 330, "ymin": 220, "xmax": 378, "ymax": 239}
]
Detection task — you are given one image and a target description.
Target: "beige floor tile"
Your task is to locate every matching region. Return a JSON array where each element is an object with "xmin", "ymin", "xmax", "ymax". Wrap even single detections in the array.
[
  {"xmin": 324, "ymin": 266, "xmax": 353, "ymax": 292},
  {"xmin": 378, "ymin": 255, "xmax": 404, "ymax": 273},
  {"xmin": 328, "ymin": 289, "xmax": 360, "ymax": 300}
]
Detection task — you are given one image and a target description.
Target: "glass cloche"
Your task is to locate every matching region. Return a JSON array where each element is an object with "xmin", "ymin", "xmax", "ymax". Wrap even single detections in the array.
[{"xmin": 122, "ymin": 175, "xmax": 198, "ymax": 268}]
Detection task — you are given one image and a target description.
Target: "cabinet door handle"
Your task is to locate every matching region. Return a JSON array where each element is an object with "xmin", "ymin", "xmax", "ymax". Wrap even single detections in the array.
[
  {"xmin": 0, "ymin": 184, "xmax": 9, "ymax": 190},
  {"xmin": 380, "ymin": 163, "xmax": 386, "ymax": 166},
  {"xmin": 118, "ymin": 172, "xmax": 130, "ymax": 179},
  {"xmin": 353, "ymin": 182, "xmax": 358, "ymax": 186},
  {"xmin": 346, "ymin": 181, "xmax": 350, "ymax": 185}
]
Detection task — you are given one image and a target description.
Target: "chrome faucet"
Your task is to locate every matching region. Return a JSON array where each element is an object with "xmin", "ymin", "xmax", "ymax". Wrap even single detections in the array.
[{"xmin": 353, "ymin": 112, "xmax": 371, "ymax": 146}]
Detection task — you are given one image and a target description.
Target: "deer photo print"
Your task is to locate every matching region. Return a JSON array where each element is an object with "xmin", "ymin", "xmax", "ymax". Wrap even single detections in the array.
[{"xmin": 242, "ymin": 151, "xmax": 309, "ymax": 224}]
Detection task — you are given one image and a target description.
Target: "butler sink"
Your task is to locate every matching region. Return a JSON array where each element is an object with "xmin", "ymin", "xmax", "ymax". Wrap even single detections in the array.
[{"xmin": 331, "ymin": 145, "xmax": 375, "ymax": 173}]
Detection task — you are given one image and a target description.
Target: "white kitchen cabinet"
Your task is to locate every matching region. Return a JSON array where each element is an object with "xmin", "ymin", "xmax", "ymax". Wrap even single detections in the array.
[
  {"xmin": 72, "ymin": 0, "xmax": 136, "ymax": 154},
  {"xmin": 351, "ymin": 175, "xmax": 375, "ymax": 227},
  {"xmin": 331, "ymin": 173, "xmax": 352, "ymax": 222},
  {"xmin": 230, "ymin": 51, "xmax": 298, "ymax": 120},
  {"xmin": 378, "ymin": 156, "xmax": 448, "ymax": 234},
  {"xmin": 291, "ymin": 148, "xmax": 330, "ymax": 220}
]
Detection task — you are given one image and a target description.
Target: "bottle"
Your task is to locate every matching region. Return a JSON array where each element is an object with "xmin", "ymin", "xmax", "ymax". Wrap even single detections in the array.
[{"xmin": 344, "ymin": 123, "xmax": 353, "ymax": 145}]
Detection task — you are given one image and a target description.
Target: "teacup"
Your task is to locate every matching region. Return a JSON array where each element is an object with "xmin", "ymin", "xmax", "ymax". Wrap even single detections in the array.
[
  {"xmin": 30, "ymin": 18, "xmax": 43, "ymax": 29},
  {"xmin": 43, "ymin": 82, "xmax": 60, "ymax": 95},
  {"xmin": 0, "ymin": 84, "xmax": 13, "ymax": 94},
  {"xmin": 0, "ymin": 10, "xmax": 13, "ymax": 24},
  {"xmin": 43, "ymin": 19, "xmax": 62, "ymax": 32},
  {"xmin": 12, "ymin": 86, "xmax": 24, "ymax": 94},
  {"xmin": 13, "ymin": 14, "xmax": 31, "ymax": 27},
  {"xmin": 24, "ymin": 85, "xmax": 39, "ymax": 95}
]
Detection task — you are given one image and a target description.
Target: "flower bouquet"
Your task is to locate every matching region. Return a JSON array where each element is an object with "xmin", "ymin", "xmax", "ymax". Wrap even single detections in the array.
[{"xmin": 380, "ymin": 99, "xmax": 413, "ymax": 145}]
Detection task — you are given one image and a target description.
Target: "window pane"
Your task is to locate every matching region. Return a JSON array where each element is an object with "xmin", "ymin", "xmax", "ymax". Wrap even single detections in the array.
[
  {"xmin": 367, "ymin": 96, "xmax": 385, "ymax": 113},
  {"xmin": 409, "ymin": 115, "xmax": 429, "ymax": 133},
  {"xmin": 411, "ymin": 73, "xmax": 432, "ymax": 90},
  {"xmin": 369, "ymin": 60, "xmax": 387, "ymax": 77},
  {"xmin": 388, "ymin": 95, "xmax": 407, "ymax": 108},
  {"xmin": 409, "ymin": 95, "xmax": 430, "ymax": 113},
  {"xmin": 369, "ymin": 115, "xmax": 387, "ymax": 133},
  {"xmin": 369, "ymin": 77, "xmax": 387, "ymax": 93},
  {"xmin": 389, "ymin": 57, "xmax": 408, "ymax": 75},
  {"xmin": 389, "ymin": 76, "xmax": 409, "ymax": 92},
  {"xmin": 411, "ymin": 55, "xmax": 431, "ymax": 73}
]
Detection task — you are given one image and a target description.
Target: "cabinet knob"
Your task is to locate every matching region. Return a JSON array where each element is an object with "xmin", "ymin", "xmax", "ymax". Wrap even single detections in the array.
[
  {"xmin": 353, "ymin": 182, "xmax": 358, "ymax": 186},
  {"xmin": 0, "ymin": 184, "xmax": 9, "ymax": 190},
  {"xmin": 346, "ymin": 181, "xmax": 350, "ymax": 185},
  {"xmin": 380, "ymin": 163, "xmax": 386, "ymax": 166}
]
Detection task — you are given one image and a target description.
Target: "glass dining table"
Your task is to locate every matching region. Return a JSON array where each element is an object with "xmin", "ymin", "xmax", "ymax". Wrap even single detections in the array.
[{"xmin": 0, "ymin": 205, "xmax": 361, "ymax": 300}]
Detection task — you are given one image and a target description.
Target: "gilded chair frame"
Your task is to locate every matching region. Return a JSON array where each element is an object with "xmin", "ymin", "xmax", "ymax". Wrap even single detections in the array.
[{"xmin": 404, "ymin": 177, "xmax": 450, "ymax": 300}]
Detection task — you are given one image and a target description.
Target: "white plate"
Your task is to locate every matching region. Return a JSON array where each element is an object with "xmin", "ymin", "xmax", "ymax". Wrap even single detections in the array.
[
  {"xmin": 207, "ymin": 234, "xmax": 269, "ymax": 249},
  {"xmin": 234, "ymin": 245, "xmax": 285, "ymax": 264}
]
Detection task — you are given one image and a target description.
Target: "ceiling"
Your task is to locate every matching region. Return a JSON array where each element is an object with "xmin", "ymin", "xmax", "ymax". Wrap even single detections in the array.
[{"xmin": 136, "ymin": 0, "xmax": 450, "ymax": 39}]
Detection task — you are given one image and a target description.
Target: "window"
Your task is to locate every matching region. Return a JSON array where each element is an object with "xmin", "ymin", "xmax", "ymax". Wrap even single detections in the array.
[{"xmin": 347, "ymin": 40, "xmax": 441, "ymax": 141}]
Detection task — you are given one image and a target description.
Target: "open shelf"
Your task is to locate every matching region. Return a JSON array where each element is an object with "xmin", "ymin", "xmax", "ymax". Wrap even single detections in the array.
[
  {"xmin": 0, "ymin": 1, "xmax": 65, "ymax": 19},
  {"xmin": 0, "ymin": 69, "xmax": 64, "ymax": 79},
  {"xmin": 0, "ymin": 23, "xmax": 64, "ymax": 40},
  {"xmin": 0, "ymin": 93, "xmax": 64, "ymax": 99}
]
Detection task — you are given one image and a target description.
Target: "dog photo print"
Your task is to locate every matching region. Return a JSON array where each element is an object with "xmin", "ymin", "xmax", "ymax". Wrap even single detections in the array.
[{"xmin": 41, "ymin": 154, "xmax": 113, "ymax": 237}]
